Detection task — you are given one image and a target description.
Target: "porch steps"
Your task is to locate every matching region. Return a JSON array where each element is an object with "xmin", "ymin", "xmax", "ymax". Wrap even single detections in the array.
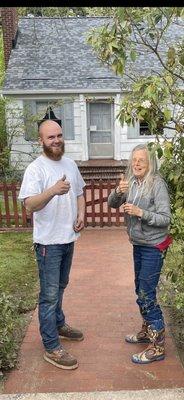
[{"xmin": 77, "ymin": 159, "xmax": 128, "ymax": 181}]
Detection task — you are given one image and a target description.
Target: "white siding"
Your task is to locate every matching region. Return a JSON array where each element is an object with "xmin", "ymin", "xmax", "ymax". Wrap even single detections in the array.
[
  {"xmin": 114, "ymin": 94, "xmax": 121, "ymax": 160},
  {"xmin": 5, "ymin": 100, "xmax": 38, "ymax": 169},
  {"xmin": 7, "ymin": 96, "xmax": 87, "ymax": 169},
  {"xmin": 6, "ymin": 94, "xmax": 177, "ymax": 168},
  {"xmin": 116, "ymin": 95, "xmax": 157, "ymax": 160}
]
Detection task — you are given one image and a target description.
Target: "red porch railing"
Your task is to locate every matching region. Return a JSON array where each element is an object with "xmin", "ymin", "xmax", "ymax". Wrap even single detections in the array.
[{"xmin": 0, "ymin": 180, "xmax": 124, "ymax": 230}]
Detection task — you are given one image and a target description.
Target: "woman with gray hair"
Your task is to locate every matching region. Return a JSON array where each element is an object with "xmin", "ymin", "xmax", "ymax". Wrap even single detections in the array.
[{"xmin": 108, "ymin": 144, "xmax": 172, "ymax": 364}]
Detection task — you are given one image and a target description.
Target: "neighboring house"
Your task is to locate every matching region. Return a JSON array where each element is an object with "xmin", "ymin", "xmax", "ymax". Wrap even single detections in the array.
[{"xmin": 1, "ymin": 8, "xmax": 181, "ymax": 172}]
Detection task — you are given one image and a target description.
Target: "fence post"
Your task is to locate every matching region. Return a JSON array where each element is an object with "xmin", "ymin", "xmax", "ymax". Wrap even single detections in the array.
[
  {"xmin": 83, "ymin": 186, "xmax": 87, "ymax": 228},
  {"xmin": 107, "ymin": 181, "xmax": 112, "ymax": 227},
  {"xmin": 99, "ymin": 179, "xmax": 104, "ymax": 227},
  {"xmin": 91, "ymin": 180, "xmax": 95, "ymax": 228},
  {"xmin": 11, "ymin": 183, "xmax": 19, "ymax": 227},
  {"xmin": 3, "ymin": 182, "xmax": 11, "ymax": 227}
]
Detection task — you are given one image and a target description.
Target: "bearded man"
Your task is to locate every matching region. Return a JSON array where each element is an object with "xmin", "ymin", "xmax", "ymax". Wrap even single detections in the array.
[{"xmin": 18, "ymin": 119, "xmax": 85, "ymax": 370}]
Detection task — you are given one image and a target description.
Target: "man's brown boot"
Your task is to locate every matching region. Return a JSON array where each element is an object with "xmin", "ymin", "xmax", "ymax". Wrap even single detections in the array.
[
  {"xmin": 44, "ymin": 345, "xmax": 78, "ymax": 369},
  {"xmin": 58, "ymin": 323, "xmax": 84, "ymax": 341}
]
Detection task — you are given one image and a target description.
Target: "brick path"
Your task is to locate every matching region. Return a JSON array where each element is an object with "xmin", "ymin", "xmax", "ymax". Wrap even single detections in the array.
[{"xmin": 2, "ymin": 229, "xmax": 184, "ymax": 394}]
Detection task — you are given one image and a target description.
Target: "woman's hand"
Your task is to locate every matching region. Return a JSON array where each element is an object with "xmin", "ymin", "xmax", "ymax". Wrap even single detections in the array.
[
  {"xmin": 116, "ymin": 174, "xmax": 129, "ymax": 194},
  {"xmin": 123, "ymin": 202, "xmax": 143, "ymax": 218}
]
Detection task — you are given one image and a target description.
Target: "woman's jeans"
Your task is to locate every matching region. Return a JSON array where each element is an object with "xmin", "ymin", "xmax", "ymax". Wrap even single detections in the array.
[
  {"xmin": 133, "ymin": 245, "xmax": 165, "ymax": 332},
  {"xmin": 34, "ymin": 242, "xmax": 74, "ymax": 352}
]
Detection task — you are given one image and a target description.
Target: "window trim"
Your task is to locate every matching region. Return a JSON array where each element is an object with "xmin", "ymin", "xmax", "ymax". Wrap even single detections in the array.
[{"xmin": 24, "ymin": 99, "xmax": 75, "ymax": 141}]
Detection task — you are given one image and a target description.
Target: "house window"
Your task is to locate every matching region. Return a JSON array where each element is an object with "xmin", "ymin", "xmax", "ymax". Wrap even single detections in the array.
[
  {"xmin": 24, "ymin": 100, "xmax": 74, "ymax": 141},
  {"xmin": 140, "ymin": 121, "xmax": 164, "ymax": 136},
  {"xmin": 127, "ymin": 119, "xmax": 164, "ymax": 138},
  {"xmin": 139, "ymin": 121, "xmax": 151, "ymax": 136}
]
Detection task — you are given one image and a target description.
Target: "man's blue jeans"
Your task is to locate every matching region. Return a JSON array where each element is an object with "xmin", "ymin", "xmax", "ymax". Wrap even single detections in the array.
[
  {"xmin": 133, "ymin": 245, "xmax": 165, "ymax": 332},
  {"xmin": 34, "ymin": 242, "xmax": 74, "ymax": 352}
]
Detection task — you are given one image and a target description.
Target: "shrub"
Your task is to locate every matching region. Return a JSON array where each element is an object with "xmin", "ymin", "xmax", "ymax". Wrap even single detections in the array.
[
  {"xmin": 0, "ymin": 293, "xmax": 25, "ymax": 370},
  {"xmin": 159, "ymin": 137, "xmax": 184, "ymax": 310}
]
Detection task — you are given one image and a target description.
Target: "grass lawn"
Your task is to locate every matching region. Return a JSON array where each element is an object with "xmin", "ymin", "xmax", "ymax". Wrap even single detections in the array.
[
  {"xmin": 0, "ymin": 231, "xmax": 39, "ymax": 375},
  {"xmin": 0, "ymin": 231, "xmax": 38, "ymax": 311}
]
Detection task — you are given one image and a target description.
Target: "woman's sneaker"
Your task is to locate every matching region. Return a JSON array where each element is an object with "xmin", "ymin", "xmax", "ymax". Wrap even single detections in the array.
[
  {"xmin": 58, "ymin": 323, "xmax": 84, "ymax": 341},
  {"xmin": 44, "ymin": 345, "xmax": 78, "ymax": 369}
]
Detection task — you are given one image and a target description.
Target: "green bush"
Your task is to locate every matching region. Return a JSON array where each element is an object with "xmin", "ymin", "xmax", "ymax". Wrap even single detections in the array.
[
  {"xmin": 0, "ymin": 233, "xmax": 38, "ymax": 371},
  {"xmin": 163, "ymin": 241, "xmax": 184, "ymax": 309},
  {"xmin": 0, "ymin": 293, "xmax": 25, "ymax": 370},
  {"xmin": 159, "ymin": 136, "xmax": 184, "ymax": 310}
]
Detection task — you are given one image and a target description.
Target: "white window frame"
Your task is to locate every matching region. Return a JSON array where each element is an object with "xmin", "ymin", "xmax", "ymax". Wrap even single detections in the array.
[{"xmin": 24, "ymin": 99, "xmax": 75, "ymax": 141}]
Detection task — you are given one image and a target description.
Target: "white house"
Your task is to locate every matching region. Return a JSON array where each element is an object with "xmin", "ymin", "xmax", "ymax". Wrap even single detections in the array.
[{"xmin": 1, "ymin": 8, "xmax": 180, "ymax": 175}]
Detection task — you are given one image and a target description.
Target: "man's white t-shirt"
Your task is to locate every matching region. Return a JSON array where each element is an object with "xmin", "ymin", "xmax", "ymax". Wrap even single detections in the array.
[{"xmin": 18, "ymin": 155, "xmax": 85, "ymax": 245}]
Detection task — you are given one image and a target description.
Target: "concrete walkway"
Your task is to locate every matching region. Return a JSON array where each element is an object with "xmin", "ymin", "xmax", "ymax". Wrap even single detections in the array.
[
  {"xmin": 1, "ymin": 229, "xmax": 184, "ymax": 397},
  {"xmin": 0, "ymin": 389, "xmax": 184, "ymax": 400}
]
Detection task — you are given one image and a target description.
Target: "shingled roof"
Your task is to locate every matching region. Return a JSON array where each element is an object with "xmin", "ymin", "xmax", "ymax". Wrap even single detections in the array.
[
  {"xmin": 2, "ymin": 16, "xmax": 183, "ymax": 94},
  {"xmin": 2, "ymin": 16, "xmax": 121, "ymax": 94}
]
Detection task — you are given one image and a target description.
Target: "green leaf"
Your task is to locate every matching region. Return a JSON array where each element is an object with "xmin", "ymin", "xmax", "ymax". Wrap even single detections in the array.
[
  {"xmin": 149, "ymin": 32, "xmax": 155, "ymax": 40},
  {"xmin": 165, "ymin": 75, "xmax": 173, "ymax": 85},
  {"xmin": 167, "ymin": 47, "xmax": 176, "ymax": 66},
  {"xmin": 163, "ymin": 109, "xmax": 171, "ymax": 121},
  {"xmin": 154, "ymin": 13, "xmax": 162, "ymax": 24},
  {"xmin": 179, "ymin": 53, "xmax": 184, "ymax": 66},
  {"xmin": 130, "ymin": 49, "xmax": 137, "ymax": 62},
  {"xmin": 157, "ymin": 146, "xmax": 163, "ymax": 159}
]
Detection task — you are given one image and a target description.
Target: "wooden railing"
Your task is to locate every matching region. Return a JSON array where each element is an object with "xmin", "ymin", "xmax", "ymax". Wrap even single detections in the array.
[
  {"xmin": 84, "ymin": 180, "xmax": 124, "ymax": 227},
  {"xmin": 0, "ymin": 180, "xmax": 124, "ymax": 230}
]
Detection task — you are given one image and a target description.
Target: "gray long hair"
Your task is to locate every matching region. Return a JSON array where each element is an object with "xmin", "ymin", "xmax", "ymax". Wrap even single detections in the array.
[{"xmin": 125, "ymin": 144, "xmax": 160, "ymax": 194}]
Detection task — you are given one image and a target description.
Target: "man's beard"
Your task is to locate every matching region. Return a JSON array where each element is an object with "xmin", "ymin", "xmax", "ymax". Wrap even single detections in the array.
[{"xmin": 43, "ymin": 142, "xmax": 65, "ymax": 160}]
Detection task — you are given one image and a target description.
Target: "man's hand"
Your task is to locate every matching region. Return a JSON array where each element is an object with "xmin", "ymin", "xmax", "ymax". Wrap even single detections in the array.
[
  {"xmin": 73, "ymin": 216, "xmax": 84, "ymax": 232},
  {"xmin": 123, "ymin": 202, "xmax": 143, "ymax": 218},
  {"xmin": 74, "ymin": 195, "xmax": 85, "ymax": 232},
  {"xmin": 52, "ymin": 174, "xmax": 70, "ymax": 195},
  {"xmin": 24, "ymin": 174, "xmax": 71, "ymax": 212}
]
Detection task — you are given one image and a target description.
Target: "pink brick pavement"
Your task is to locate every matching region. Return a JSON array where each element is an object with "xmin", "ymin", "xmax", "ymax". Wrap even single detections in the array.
[{"xmin": 3, "ymin": 228, "xmax": 184, "ymax": 394}]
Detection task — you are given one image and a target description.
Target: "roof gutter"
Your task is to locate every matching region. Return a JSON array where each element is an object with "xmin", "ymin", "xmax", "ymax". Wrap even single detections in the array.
[{"xmin": 2, "ymin": 88, "xmax": 126, "ymax": 96}]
